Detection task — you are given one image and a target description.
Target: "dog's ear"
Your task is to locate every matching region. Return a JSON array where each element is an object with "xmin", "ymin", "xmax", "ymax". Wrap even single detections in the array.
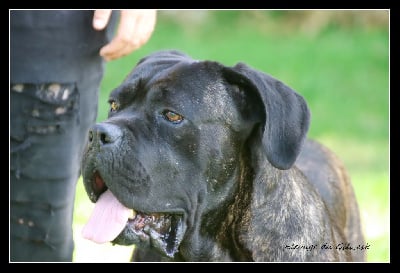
[{"xmin": 222, "ymin": 63, "xmax": 310, "ymax": 170}]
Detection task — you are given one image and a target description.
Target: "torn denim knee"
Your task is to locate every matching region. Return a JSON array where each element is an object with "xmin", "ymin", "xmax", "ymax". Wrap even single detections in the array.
[{"xmin": 10, "ymin": 83, "xmax": 80, "ymax": 180}]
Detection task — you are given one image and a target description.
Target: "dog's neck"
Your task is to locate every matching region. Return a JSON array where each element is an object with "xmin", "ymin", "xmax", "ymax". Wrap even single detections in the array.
[
  {"xmin": 204, "ymin": 149, "xmax": 256, "ymax": 261},
  {"xmin": 172, "ymin": 150, "xmax": 254, "ymax": 261}
]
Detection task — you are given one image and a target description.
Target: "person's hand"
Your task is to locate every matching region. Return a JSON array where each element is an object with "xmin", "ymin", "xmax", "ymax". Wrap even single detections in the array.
[{"xmin": 93, "ymin": 9, "xmax": 157, "ymax": 61}]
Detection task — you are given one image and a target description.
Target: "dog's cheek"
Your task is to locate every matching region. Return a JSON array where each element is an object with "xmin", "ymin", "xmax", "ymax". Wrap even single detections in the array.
[
  {"xmin": 201, "ymin": 138, "xmax": 243, "ymax": 210},
  {"xmin": 206, "ymin": 149, "xmax": 237, "ymax": 190},
  {"xmin": 131, "ymin": 145, "xmax": 199, "ymax": 206},
  {"xmin": 157, "ymin": 121, "xmax": 201, "ymax": 160}
]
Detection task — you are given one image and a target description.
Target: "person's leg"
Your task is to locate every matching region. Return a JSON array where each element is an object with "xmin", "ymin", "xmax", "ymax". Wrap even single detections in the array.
[{"xmin": 10, "ymin": 68, "xmax": 102, "ymax": 261}]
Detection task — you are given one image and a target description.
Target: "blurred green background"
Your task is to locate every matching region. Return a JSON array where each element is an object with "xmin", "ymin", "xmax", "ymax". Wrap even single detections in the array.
[{"xmin": 73, "ymin": 10, "xmax": 389, "ymax": 262}]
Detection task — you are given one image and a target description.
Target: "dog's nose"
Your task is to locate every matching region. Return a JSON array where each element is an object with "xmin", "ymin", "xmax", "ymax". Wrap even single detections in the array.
[{"xmin": 88, "ymin": 123, "xmax": 122, "ymax": 146}]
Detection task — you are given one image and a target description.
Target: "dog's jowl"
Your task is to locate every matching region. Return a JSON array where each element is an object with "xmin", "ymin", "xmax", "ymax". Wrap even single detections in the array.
[{"xmin": 81, "ymin": 50, "xmax": 365, "ymax": 262}]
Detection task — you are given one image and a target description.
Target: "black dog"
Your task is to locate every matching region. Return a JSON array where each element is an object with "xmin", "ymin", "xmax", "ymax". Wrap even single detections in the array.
[{"xmin": 81, "ymin": 50, "xmax": 365, "ymax": 262}]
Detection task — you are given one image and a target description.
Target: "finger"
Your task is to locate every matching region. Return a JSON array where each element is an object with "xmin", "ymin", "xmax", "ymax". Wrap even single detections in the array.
[
  {"xmin": 100, "ymin": 38, "xmax": 130, "ymax": 61},
  {"xmin": 100, "ymin": 10, "xmax": 156, "ymax": 61},
  {"xmin": 100, "ymin": 35, "xmax": 143, "ymax": 61},
  {"xmin": 93, "ymin": 10, "xmax": 112, "ymax": 30},
  {"xmin": 99, "ymin": 10, "xmax": 139, "ymax": 60}
]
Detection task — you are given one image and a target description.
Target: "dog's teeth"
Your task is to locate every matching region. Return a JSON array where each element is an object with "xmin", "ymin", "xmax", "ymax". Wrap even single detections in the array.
[{"xmin": 130, "ymin": 210, "xmax": 137, "ymax": 219}]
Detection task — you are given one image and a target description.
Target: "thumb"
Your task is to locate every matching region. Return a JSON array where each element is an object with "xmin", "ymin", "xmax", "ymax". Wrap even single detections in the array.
[{"xmin": 93, "ymin": 10, "xmax": 112, "ymax": 30}]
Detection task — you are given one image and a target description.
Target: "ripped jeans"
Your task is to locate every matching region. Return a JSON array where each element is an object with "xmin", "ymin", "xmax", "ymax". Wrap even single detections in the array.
[{"xmin": 10, "ymin": 76, "xmax": 100, "ymax": 261}]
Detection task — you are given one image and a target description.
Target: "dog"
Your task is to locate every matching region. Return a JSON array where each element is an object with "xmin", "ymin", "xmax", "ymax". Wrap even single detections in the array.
[{"xmin": 80, "ymin": 50, "xmax": 365, "ymax": 262}]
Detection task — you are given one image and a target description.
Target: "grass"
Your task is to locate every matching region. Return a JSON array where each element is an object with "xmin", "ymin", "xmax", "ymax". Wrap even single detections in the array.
[{"xmin": 73, "ymin": 11, "xmax": 389, "ymax": 262}]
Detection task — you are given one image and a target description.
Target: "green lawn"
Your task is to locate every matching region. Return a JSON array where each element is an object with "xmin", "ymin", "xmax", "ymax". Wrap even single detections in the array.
[{"xmin": 73, "ymin": 11, "xmax": 389, "ymax": 262}]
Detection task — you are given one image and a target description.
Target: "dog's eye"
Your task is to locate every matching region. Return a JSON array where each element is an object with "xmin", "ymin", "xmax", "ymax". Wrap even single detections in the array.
[
  {"xmin": 110, "ymin": 101, "xmax": 119, "ymax": 112},
  {"xmin": 162, "ymin": 110, "xmax": 184, "ymax": 124}
]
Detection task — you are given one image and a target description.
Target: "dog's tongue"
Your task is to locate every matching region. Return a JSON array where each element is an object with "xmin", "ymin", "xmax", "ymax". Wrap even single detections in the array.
[{"xmin": 82, "ymin": 189, "xmax": 130, "ymax": 244}]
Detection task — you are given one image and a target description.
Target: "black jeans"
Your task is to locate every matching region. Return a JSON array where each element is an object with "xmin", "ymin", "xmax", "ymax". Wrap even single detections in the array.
[{"xmin": 10, "ymin": 68, "xmax": 102, "ymax": 261}]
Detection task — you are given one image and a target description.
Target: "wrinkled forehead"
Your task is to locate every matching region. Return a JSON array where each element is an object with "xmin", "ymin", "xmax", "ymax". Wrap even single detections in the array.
[
  {"xmin": 112, "ymin": 58, "xmax": 246, "ymax": 129},
  {"xmin": 110, "ymin": 56, "xmax": 194, "ymax": 100},
  {"xmin": 116, "ymin": 59, "xmax": 230, "ymax": 102},
  {"xmin": 148, "ymin": 61, "xmax": 233, "ymax": 105},
  {"xmin": 148, "ymin": 61, "xmax": 225, "ymax": 91}
]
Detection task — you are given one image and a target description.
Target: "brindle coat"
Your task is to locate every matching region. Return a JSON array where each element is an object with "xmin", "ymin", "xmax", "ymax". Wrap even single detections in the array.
[{"xmin": 81, "ymin": 50, "xmax": 365, "ymax": 262}]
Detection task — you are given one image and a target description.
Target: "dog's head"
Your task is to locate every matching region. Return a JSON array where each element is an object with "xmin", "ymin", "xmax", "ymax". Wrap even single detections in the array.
[{"xmin": 81, "ymin": 50, "xmax": 310, "ymax": 259}]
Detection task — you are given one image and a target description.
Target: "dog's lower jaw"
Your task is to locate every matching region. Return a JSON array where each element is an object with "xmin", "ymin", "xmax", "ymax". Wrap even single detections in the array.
[{"xmin": 112, "ymin": 213, "xmax": 186, "ymax": 258}]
